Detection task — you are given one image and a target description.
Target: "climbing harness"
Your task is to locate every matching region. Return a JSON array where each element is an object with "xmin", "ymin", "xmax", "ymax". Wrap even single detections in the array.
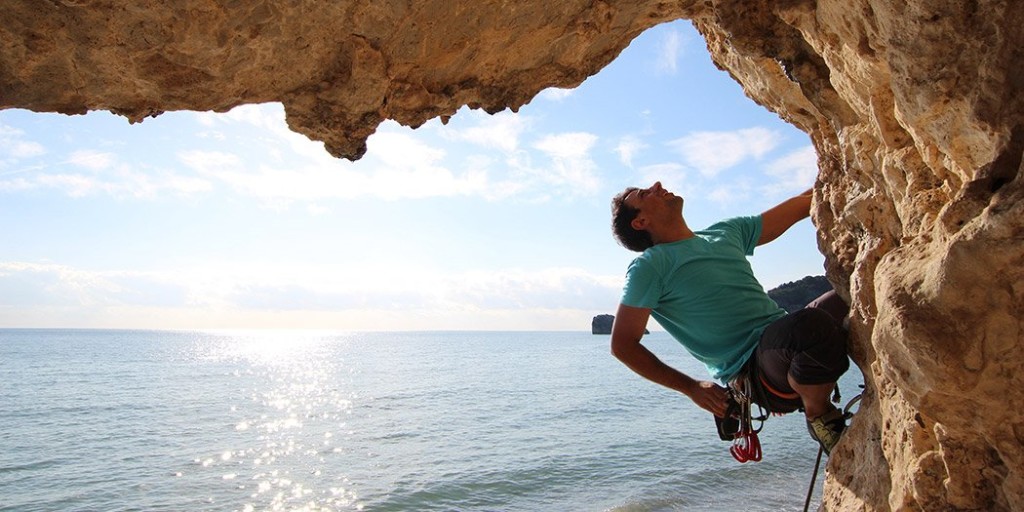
[
  {"xmin": 801, "ymin": 391, "xmax": 863, "ymax": 512},
  {"xmin": 718, "ymin": 353, "xmax": 824, "ymax": 463}
]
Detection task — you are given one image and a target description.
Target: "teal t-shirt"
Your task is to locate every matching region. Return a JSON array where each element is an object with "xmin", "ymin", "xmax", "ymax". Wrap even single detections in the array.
[{"xmin": 620, "ymin": 215, "xmax": 787, "ymax": 383}]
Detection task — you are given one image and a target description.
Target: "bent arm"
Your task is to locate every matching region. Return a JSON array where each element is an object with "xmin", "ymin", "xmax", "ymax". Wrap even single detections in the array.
[
  {"xmin": 757, "ymin": 188, "xmax": 812, "ymax": 245},
  {"xmin": 610, "ymin": 303, "xmax": 730, "ymax": 417}
]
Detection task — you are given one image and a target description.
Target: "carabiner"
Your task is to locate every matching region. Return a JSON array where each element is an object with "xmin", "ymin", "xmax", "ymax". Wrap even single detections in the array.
[{"xmin": 730, "ymin": 430, "xmax": 762, "ymax": 463}]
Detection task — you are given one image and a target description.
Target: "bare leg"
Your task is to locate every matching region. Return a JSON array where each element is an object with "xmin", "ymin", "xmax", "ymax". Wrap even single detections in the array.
[{"xmin": 789, "ymin": 374, "xmax": 835, "ymax": 419}]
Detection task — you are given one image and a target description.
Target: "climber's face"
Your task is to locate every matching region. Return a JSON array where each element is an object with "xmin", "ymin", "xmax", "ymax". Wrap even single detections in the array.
[{"xmin": 624, "ymin": 181, "xmax": 684, "ymax": 231}]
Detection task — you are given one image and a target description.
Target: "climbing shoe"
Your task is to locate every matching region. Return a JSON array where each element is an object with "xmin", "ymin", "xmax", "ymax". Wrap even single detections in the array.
[{"xmin": 806, "ymin": 406, "xmax": 846, "ymax": 455}]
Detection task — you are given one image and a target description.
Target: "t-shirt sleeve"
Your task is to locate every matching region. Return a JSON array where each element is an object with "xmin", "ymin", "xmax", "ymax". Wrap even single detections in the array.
[
  {"xmin": 721, "ymin": 215, "xmax": 763, "ymax": 256},
  {"xmin": 620, "ymin": 257, "xmax": 662, "ymax": 308}
]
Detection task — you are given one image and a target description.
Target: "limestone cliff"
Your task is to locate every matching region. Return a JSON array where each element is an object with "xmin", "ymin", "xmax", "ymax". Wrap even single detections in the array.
[{"xmin": 3, "ymin": 1, "xmax": 1021, "ymax": 510}]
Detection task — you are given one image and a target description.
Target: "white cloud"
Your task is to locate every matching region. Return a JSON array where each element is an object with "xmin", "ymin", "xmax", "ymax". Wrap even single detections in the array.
[
  {"xmin": 449, "ymin": 267, "xmax": 621, "ymax": 311},
  {"xmin": 538, "ymin": 87, "xmax": 575, "ymax": 102},
  {"xmin": 0, "ymin": 176, "xmax": 35, "ymax": 192},
  {"xmin": 5, "ymin": 155, "xmax": 213, "ymax": 199},
  {"xmin": 194, "ymin": 111, "xmax": 218, "ymax": 127},
  {"xmin": 35, "ymin": 173, "xmax": 97, "ymax": 197},
  {"xmin": 177, "ymin": 119, "xmax": 606, "ymax": 206},
  {"xmin": 656, "ymin": 28, "xmax": 685, "ymax": 74},
  {"xmin": 195, "ymin": 103, "xmax": 334, "ymax": 164},
  {"xmin": 32, "ymin": 167, "xmax": 212, "ymax": 199},
  {"xmin": 762, "ymin": 145, "xmax": 818, "ymax": 195},
  {"xmin": 439, "ymin": 109, "xmax": 528, "ymax": 153},
  {"xmin": 534, "ymin": 132, "xmax": 595, "ymax": 160},
  {"xmin": 0, "ymin": 124, "xmax": 46, "ymax": 161},
  {"xmin": 178, "ymin": 130, "xmax": 489, "ymax": 204},
  {"xmin": 176, "ymin": 103, "xmax": 614, "ymax": 203},
  {"xmin": 68, "ymin": 149, "xmax": 116, "ymax": 170},
  {"xmin": 4, "ymin": 102, "xmax": 608, "ymax": 206},
  {"xmin": 306, "ymin": 203, "xmax": 330, "ymax": 216},
  {"xmin": 637, "ymin": 162, "xmax": 686, "ymax": 183},
  {"xmin": 0, "ymin": 260, "xmax": 623, "ymax": 329},
  {"xmin": 707, "ymin": 179, "xmax": 753, "ymax": 207},
  {"xmin": 180, "ymin": 105, "xmax": 503, "ymax": 204},
  {"xmin": 615, "ymin": 136, "xmax": 648, "ymax": 168},
  {"xmin": 371, "ymin": 130, "xmax": 446, "ymax": 169},
  {"xmin": 163, "ymin": 173, "xmax": 215, "ymax": 195},
  {"xmin": 221, "ymin": 103, "xmax": 283, "ymax": 130},
  {"xmin": 195, "ymin": 130, "xmax": 227, "ymax": 141},
  {"xmin": 667, "ymin": 127, "xmax": 782, "ymax": 177},
  {"xmin": 532, "ymin": 132, "xmax": 600, "ymax": 195},
  {"xmin": 0, "ymin": 261, "xmax": 185, "ymax": 308},
  {"xmin": 0, "ymin": 121, "xmax": 217, "ymax": 198},
  {"xmin": 178, "ymin": 150, "xmax": 242, "ymax": 172}
]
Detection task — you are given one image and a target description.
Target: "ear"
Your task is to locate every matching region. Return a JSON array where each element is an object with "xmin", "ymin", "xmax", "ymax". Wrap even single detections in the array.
[{"xmin": 630, "ymin": 214, "xmax": 648, "ymax": 231}]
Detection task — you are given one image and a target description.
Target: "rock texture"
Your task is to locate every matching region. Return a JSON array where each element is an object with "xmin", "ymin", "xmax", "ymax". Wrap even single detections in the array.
[
  {"xmin": 3, "ymin": 1, "xmax": 1022, "ymax": 510},
  {"xmin": 1, "ymin": 0, "xmax": 683, "ymax": 160}
]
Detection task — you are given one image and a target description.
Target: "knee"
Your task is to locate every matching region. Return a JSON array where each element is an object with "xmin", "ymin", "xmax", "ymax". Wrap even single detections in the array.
[{"xmin": 805, "ymin": 289, "xmax": 849, "ymax": 325}]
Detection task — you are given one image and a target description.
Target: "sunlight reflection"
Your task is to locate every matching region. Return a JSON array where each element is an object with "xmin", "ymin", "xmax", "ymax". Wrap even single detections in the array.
[{"xmin": 185, "ymin": 330, "xmax": 365, "ymax": 511}]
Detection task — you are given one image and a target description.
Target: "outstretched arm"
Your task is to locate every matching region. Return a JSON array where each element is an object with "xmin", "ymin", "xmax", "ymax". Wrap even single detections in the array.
[
  {"xmin": 610, "ymin": 303, "xmax": 731, "ymax": 417},
  {"xmin": 757, "ymin": 188, "xmax": 812, "ymax": 245}
]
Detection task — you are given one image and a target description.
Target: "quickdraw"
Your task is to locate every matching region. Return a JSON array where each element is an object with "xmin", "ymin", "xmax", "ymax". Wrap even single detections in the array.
[
  {"xmin": 727, "ymin": 377, "xmax": 767, "ymax": 463},
  {"xmin": 729, "ymin": 427, "xmax": 761, "ymax": 463}
]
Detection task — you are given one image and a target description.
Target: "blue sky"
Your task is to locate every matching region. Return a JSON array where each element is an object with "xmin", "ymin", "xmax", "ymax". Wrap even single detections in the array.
[{"xmin": 0, "ymin": 20, "xmax": 825, "ymax": 330}]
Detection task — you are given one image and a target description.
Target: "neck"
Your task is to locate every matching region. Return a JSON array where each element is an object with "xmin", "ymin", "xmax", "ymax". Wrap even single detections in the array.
[{"xmin": 651, "ymin": 219, "xmax": 695, "ymax": 245}]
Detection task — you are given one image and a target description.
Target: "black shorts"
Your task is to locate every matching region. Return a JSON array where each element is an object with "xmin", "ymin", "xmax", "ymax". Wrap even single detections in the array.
[{"xmin": 751, "ymin": 290, "xmax": 850, "ymax": 413}]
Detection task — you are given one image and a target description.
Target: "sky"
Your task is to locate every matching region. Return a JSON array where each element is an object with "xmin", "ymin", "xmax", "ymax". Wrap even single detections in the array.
[{"xmin": 0, "ymin": 20, "xmax": 827, "ymax": 331}]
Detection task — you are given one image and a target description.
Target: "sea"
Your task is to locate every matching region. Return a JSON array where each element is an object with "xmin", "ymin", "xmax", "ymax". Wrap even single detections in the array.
[{"xmin": 0, "ymin": 329, "xmax": 863, "ymax": 512}]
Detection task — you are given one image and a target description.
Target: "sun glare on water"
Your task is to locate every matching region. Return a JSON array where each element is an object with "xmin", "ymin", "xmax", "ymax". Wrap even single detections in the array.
[{"xmin": 184, "ymin": 330, "xmax": 366, "ymax": 511}]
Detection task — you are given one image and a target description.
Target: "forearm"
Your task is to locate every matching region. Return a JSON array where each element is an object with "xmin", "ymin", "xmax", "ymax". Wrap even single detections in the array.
[
  {"xmin": 611, "ymin": 336, "xmax": 698, "ymax": 396},
  {"xmin": 757, "ymin": 190, "xmax": 812, "ymax": 245},
  {"xmin": 611, "ymin": 332, "xmax": 731, "ymax": 416}
]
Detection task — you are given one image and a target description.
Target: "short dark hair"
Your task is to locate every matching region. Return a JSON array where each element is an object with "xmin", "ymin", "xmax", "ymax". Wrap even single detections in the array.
[{"xmin": 611, "ymin": 187, "xmax": 653, "ymax": 252}]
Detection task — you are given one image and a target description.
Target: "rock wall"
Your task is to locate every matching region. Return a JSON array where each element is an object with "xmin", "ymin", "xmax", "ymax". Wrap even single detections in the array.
[
  {"xmin": 3, "ymin": 1, "xmax": 1021, "ymax": 509},
  {"xmin": 691, "ymin": 2, "xmax": 1022, "ymax": 510}
]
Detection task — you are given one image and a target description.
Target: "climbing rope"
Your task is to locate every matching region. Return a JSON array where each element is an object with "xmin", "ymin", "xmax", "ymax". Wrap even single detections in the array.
[
  {"xmin": 802, "ymin": 445, "xmax": 824, "ymax": 512},
  {"xmin": 802, "ymin": 392, "xmax": 863, "ymax": 512}
]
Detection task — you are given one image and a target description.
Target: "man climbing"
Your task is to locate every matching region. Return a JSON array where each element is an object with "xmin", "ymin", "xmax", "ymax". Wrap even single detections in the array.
[{"xmin": 609, "ymin": 182, "xmax": 850, "ymax": 455}]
